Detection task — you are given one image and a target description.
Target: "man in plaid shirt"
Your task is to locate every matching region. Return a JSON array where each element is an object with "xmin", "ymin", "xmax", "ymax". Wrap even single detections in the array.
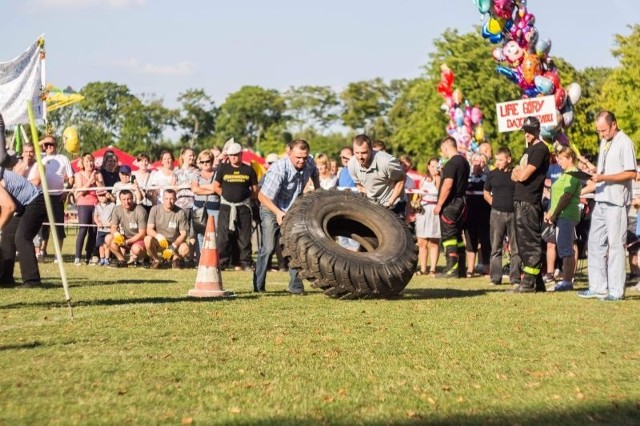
[{"xmin": 253, "ymin": 139, "xmax": 319, "ymax": 294}]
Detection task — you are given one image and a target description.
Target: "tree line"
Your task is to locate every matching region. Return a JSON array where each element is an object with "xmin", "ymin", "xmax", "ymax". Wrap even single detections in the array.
[{"xmin": 48, "ymin": 25, "xmax": 640, "ymax": 169}]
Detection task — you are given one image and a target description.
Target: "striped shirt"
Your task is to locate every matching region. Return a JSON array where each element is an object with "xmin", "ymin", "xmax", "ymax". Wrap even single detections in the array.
[{"xmin": 0, "ymin": 168, "xmax": 42, "ymax": 208}]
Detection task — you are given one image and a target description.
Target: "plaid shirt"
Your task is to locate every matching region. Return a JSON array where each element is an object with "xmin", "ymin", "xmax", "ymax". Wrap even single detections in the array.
[{"xmin": 260, "ymin": 157, "xmax": 318, "ymax": 212}]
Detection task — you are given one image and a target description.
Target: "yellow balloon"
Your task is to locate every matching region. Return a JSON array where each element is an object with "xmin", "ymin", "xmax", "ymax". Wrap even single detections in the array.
[
  {"xmin": 63, "ymin": 127, "xmax": 80, "ymax": 154},
  {"xmin": 474, "ymin": 125, "xmax": 485, "ymax": 143},
  {"xmin": 487, "ymin": 17, "xmax": 506, "ymax": 34}
]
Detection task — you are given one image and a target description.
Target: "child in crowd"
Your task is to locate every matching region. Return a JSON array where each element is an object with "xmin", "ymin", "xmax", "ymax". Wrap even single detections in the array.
[
  {"xmin": 94, "ymin": 190, "xmax": 115, "ymax": 266},
  {"xmin": 544, "ymin": 146, "xmax": 582, "ymax": 291}
]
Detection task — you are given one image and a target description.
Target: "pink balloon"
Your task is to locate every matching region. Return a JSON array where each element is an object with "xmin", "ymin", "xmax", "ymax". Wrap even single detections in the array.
[{"xmin": 471, "ymin": 106, "xmax": 483, "ymax": 124}]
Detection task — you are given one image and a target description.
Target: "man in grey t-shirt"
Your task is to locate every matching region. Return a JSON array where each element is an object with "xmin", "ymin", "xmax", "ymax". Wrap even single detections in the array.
[
  {"xmin": 347, "ymin": 134, "xmax": 406, "ymax": 217},
  {"xmin": 579, "ymin": 111, "xmax": 637, "ymax": 301},
  {"xmin": 106, "ymin": 190, "xmax": 148, "ymax": 267},
  {"xmin": 144, "ymin": 189, "xmax": 189, "ymax": 269}
]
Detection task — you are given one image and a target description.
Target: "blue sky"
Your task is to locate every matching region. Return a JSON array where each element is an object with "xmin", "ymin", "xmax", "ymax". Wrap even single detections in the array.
[{"xmin": 2, "ymin": 0, "xmax": 638, "ymax": 109}]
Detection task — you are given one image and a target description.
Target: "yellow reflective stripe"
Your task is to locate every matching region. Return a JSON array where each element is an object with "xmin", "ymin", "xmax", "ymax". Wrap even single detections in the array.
[
  {"xmin": 457, "ymin": 242, "xmax": 465, "ymax": 248},
  {"xmin": 442, "ymin": 239, "xmax": 457, "ymax": 248},
  {"xmin": 522, "ymin": 266, "xmax": 541, "ymax": 275}
]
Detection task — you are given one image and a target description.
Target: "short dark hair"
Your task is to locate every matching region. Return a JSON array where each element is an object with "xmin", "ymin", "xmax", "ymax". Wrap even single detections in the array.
[
  {"xmin": 352, "ymin": 134, "xmax": 372, "ymax": 147},
  {"xmin": 119, "ymin": 189, "xmax": 134, "ymax": 199},
  {"xmin": 440, "ymin": 136, "xmax": 457, "ymax": 150},
  {"xmin": 164, "ymin": 188, "xmax": 177, "ymax": 197},
  {"xmin": 496, "ymin": 146, "xmax": 512, "ymax": 157},
  {"xmin": 289, "ymin": 139, "xmax": 310, "ymax": 152}
]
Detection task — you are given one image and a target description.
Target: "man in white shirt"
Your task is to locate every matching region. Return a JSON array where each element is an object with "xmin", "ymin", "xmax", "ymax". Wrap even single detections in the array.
[{"xmin": 39, "ymin": 135, "xmax": 74, "ymax": 256}]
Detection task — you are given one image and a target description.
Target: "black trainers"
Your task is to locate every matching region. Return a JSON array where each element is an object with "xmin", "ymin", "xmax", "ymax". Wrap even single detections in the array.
[{"xmin": 110, "ymin": 260, "xmax": 128, "ymax": 268}]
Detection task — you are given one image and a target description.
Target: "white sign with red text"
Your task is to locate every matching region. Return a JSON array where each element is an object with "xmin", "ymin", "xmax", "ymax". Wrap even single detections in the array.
[{"xmin": 495, "ymin": 95, "xmax": 557, "ymax": 133}]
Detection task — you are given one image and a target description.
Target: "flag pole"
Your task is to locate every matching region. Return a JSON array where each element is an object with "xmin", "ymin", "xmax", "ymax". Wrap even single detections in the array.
[{"xmin": 27, "ymin": 37, "xmax": 74, "ymax": 319}]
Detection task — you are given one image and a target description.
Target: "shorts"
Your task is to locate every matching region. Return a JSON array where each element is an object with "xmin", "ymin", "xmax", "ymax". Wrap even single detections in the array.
[
  {"xmin": 96, "ymin": 231, "xmax": 109, "ymax": 248},
  {"xmin": 555, "ymin": 217, "xmax": 577, "ymax": 259}
]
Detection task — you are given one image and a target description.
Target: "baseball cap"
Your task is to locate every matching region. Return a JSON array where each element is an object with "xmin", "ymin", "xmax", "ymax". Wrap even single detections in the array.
[
  {"xmin": 96, "ymin": 189, "xmax": 107, "ymax": 196},
  {"xmin": 226, "ymin": 142, "xmax": 243, "ymax": 155},
  {"xmin": 521, "ymin": 116, "xmax": 540, "ymax": 133},
  {"xmin": 265, "ymin": 153, "xmax": 279, "ymax": 164},
  {"xmin": 119, "ymin": 165, "xmax": 132, "ymax": 174}
]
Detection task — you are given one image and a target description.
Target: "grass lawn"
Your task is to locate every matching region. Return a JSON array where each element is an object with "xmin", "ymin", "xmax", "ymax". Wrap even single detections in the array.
[{"xmin": 1, "ymin": 238, "xmax": 640, "ymax": 425}]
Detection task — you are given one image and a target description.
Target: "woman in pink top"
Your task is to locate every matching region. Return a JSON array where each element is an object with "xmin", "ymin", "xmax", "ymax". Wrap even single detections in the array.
[{"xmin": 73, "ymin": 153, "xmax": 104, "ymax": 265}]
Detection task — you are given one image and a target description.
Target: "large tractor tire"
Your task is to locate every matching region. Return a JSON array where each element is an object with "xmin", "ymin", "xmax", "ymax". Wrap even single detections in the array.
[{"xmin": 281, "ymin": 189, "xmax": 417, "ymax": 299}]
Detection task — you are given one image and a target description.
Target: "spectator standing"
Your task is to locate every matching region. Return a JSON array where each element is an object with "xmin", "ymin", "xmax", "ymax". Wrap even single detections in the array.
[
  {"xmin": 39, "ymin": 135, "xmax": 74, "ymax": 258},
  {"xmin": 465, "ymin": 153, "xmax": 491, "ymax": 277},
  {"xmin": 148, "ymin": 150, "xmax": 177, "ymax": 205},
  {"xmin": 132, "ymin": 153, "xmax": 154, "ymax": 213},
  {"xmin": 434, "ymin": 136, "xmax": 470, "ymax": 278},
  {"xmin": 579, "ymin": 111, "xmax": 637, "ymax": 301},
  {"xmin": 315, "ymin": 153, "xmax": 338, "ymax": 189},
  {"xmin": 13, "ymin": 143, "xmax": 41, "ymax": 186},
  {"xmin": 72, "ymin": 153, "xmax": 103, "ymax": 266},
  {"xmin": 214, "ymin": 142, "xmax": 258, "ymax": 271},
  {"xmin": 253, "ymin": 139, "xmax": 319, "ymax": 294},
  {"xmin": 191, "ymin": 150, "xmax": 220, "ymax": 253},
  {"xmin": 484, "ymin": 147, "xmax": 520, "ymax": 285},
  {"xmin": 337, "ymin": 147, "xmax": 356, "ymax": 189},
  {"xmin": 93, "ymin": 189, "xmax": 115, "ymax": 266},
  {"xmin": 112, "ymin": 165, "xmax": 143, "ymax": 205},
  {"xmin": 99, "ymin": 151, "xmax": 120, "ymax": 192},
  {"xmin": 511, "ymin": 116, "xmax": 550, "ymax": 293},
  {"xmin": 544, "ymin": 146, "xmax": 582, "ymax": 292},
  {"xmin": 414, "ymin": 157, "xmax": 441, "ymax": 277}
]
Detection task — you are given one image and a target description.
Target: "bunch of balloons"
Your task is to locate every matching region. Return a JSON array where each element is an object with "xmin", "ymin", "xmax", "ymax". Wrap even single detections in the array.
[
  {"xmin": 436, "ymin": 64, "xmax": 485, "ymax": 156},
  {"xmin": 475, "ymin": 0, "xmax": 581, "ymax": 145}
]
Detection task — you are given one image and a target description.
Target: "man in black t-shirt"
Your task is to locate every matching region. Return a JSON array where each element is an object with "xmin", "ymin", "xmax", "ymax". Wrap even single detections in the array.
[
  {"xmin": 484, "ymin": 147, "xmax": 520, "ymax": 285},
  {"xmin": 465, "ymin": 153, "xmax": 491, "ymax": 277},
  {"xmin": 511, "ymin": 116, "xmax": 550, "ymax": 292},
  {"xmin": 214, "ymin": 142, "xmax": 258, "ymax": 270},
  {"xmin": 435, "ymin": 136, "xmax": 470, "ymax": 277}
]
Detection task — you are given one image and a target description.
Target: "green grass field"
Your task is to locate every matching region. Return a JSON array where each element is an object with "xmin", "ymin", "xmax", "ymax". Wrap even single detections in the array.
[{"xmin": 1, "ymin": 240, "xmax": 640, "ymax": 425}]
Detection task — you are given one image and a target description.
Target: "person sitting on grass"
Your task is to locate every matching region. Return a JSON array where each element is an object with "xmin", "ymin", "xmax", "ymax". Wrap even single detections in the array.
[
  {"xmin": 106, "ymin": 190, "xmax": 148, "ymax": 268},
  {"xmin": 144, "ymin": 189, "xmax": 189, "ymax": 269}
]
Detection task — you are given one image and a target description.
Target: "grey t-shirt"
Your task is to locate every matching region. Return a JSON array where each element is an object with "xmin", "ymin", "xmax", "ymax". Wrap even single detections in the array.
[
  {"xmin": 148, "ymin": 205, "xmax": 188, "ymax": 243},
  {"xmin": 595, "ymin": 130, "xmax": 636, "ymax": 206},
  {"xmin": 111, "ymin": 204, "xmax": 148, "ymax": 239},
  {"xmin": 347, "ymin": 150, "xmax": 406, "ymax": 205}
]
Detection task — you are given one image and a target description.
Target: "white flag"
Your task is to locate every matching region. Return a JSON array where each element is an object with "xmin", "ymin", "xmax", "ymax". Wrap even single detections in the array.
[{"xmin": 0, "ymin": 36, "xmax": 45, "ymax": 126}]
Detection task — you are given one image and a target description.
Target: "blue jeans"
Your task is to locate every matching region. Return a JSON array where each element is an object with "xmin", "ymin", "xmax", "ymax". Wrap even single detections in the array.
[
  {"xmin": 253, "ymin": 206, "xmax": 303, "ymax": 292},
  {"xmin": 194, "ymin": 208, "xmax": 219, "ymax": 255}
]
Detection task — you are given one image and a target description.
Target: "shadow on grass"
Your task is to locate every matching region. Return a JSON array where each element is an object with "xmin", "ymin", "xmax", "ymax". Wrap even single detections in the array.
[
  {"xmin": 225, "ymin": 401, "xmax": 640, "ymax": 425},
  {"xmin": 0, "ymin": 293, "xmax": 265, "ymax": 310},
  {"xmin": 398, "ymin": 287, "xmax": 495, "ymax": 300},
  {"xmin": 0, "ymin": 341, "xmax": 43, "ymax": 351},
  {"xmin": 36, "ymin": 278, "xmax": 179, "ymax": 288}
]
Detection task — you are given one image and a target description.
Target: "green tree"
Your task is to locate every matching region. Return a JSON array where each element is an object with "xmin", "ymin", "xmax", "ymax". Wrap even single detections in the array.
[
  {"xmin": 566, "ymin": 67, "xmax": 612, "ymax": 155},
  {"xmin": 340, "ymin": 78, "xmax": 393, "ymax": 135},
  {"xmin": 600, "ymin": 24, "xmax": 640, "ymax": 144},
  {"xmin": 48, "ymin": 82, "xmax": 176, "ymax": 154},
  {"xmin": 176, "ymin": 89, "xmax": 217, "ymax": 149},
  {"xmin": 215, "ymin": 86, "xmax": 286, "ymax": 150},
  {"xmin": 284, "ymin": 85, "xmax": 340, "ymax": 133}
]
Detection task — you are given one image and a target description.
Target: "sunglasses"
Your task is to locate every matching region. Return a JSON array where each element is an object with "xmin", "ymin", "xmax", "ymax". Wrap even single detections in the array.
[
  {"xmin": 228, "ymin": 153, "xmax": 240, "ymax": 157},
  {"xmin": 44, "ymin": 143, "xmax": 55, "ymax": 148},
  {"xmin": 341, "ymin": 156, "xmax": 350, "ymax": 160},
  {"xmin": 199, "ymin": 160, "xmax": 212, "ymax": 164}
]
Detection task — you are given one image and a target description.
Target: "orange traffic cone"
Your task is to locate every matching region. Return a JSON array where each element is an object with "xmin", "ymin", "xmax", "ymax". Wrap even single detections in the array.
[{"xmin": 188, "ymin": 215, "xmax": 234, "ymax": 298}]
